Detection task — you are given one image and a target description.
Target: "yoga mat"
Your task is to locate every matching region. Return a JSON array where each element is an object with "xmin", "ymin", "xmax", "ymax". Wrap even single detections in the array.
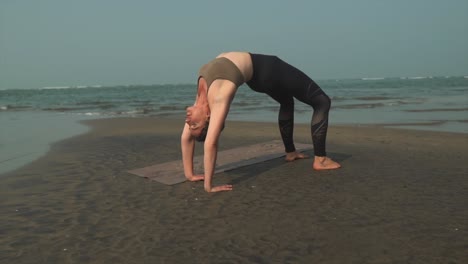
[{"xmin": 128, "ymin": 140, "xmax": 314, "ymax": 185}]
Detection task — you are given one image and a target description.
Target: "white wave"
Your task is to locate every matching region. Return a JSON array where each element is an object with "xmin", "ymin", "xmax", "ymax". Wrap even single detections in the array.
[
  {"xmin": 124, "ymin": 110, "xmax": 148, "ymax": 115},
  {"xmin": 361, "ymin": 77, "xmax": 385, "ymax": 81},
  {"xmin": 76, "ymin": 112, "xmax": 103, "ymax": 116},
  {"xmin": 40, "ymin": 84, "xmax": 103, "ymax": 90},
  {"xmin": 42, "ymin": 86, "xmax": 71, "ymax": 90},
  {"xmin": 76, "ymin": 112, "xmax": 101, "ymax": 116},
  {"xmin": 76, "ymin": 109, "xmax": 148, "ymax": 117},
  {"xmin": 0, "ymin": 105, "xmax": 8, "ymax": 110},
  {"xmin": 408, "ymin": 76, "xmax": 427, "ymax": 80}
]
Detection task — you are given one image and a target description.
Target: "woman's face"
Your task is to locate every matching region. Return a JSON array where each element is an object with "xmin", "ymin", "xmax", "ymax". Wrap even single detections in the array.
[{"xmin": 185, "ymin": 105, "xmax": 208, "ymax": 137}]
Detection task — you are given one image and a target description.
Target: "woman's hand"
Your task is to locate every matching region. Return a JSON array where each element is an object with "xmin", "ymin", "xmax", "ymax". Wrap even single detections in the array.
[
  {"xmin": 206, "ymin": 184, "xmax": 233, "ymax": 192},
  {"xmin": 187, "ymin": 174, "xmax": 205, "ymax": 182},
  {"xmin": 285, "ymin": 151, "xmax": 309, "ymax": 162}
]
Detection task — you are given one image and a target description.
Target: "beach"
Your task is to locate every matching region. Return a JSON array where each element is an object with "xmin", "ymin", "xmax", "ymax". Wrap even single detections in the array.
[{"xmin": 0, "ymin": 117, "xmax": 467, "ymax": 263}]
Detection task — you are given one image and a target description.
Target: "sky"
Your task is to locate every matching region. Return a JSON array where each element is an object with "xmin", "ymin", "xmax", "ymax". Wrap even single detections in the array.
[{"xmin": 1, "ymin": 0, "xmax": 467, "ymax": 89}]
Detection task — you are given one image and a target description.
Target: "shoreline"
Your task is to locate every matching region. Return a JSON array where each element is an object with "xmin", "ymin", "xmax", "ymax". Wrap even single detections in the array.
[
  {"xmin": 1, "ymin": 116, "xmax": 467, "ymax": 262},
  {"xmin": 1, "ymin": 114, "xmax": 467, "ymax": 178},
  {"xmin": 0, "ymin": 111, "xmax": 91, "ymax": 176}
]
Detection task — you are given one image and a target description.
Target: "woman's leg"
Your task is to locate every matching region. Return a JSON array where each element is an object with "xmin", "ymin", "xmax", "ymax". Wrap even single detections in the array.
[
  {"xmin": 276, "ymin": 59, "xmax": 340, "ymax": 169},
  {"xmin": 265, "ymin": 89, "xmax": 296, "ymax": 153}
]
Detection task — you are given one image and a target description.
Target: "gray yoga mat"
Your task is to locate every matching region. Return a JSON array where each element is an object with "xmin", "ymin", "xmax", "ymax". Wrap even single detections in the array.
[{"xmin": 127, "ymin": 140, "xmax": 313, "ymax": 185}]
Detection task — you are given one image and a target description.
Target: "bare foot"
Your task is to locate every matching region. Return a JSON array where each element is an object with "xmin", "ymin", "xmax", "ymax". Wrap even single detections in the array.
[
  {"xmin": 313, "ymin": 156, "xmax": 341, "ymax": 170},
  {"xmin": 285, "ymin": 151, "xmax": 309, "ymax": 162}
]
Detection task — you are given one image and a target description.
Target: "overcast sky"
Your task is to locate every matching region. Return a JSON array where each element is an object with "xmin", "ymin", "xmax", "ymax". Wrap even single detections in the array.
[{"xmin": 1, "ymin": 0, "xmax": 467, "ymax": 89}]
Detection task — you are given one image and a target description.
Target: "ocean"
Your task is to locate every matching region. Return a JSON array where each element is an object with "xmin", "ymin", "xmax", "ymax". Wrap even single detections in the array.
[{"xmin": 1, "ymin": 76, "xmax": 467, "ymax": 175}]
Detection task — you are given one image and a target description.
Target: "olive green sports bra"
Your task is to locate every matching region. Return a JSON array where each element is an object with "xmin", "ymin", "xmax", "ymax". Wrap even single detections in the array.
[{"xmin": 198, "ymin": 57, "xmax": 245, "ymax": 88}]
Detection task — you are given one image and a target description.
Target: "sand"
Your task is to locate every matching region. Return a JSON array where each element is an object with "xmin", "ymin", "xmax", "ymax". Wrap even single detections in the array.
[{"xmin": 0, "ymin": 117, "xmax": 467, "ymax": 263}]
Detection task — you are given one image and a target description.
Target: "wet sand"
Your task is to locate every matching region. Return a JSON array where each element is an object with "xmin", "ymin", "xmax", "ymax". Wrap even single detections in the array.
[{"xmin": 1, "ymin": 117, "xmax": 467, "ymax": 263}]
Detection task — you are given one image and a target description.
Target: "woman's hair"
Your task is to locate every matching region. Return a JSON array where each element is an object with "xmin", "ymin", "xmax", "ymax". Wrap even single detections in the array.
[
  {"xmin": 195, "ymin": 122, "xmax": 209, "ymax": 142},
  {"xmin": 195, "ymin": 121, "xmax": 225, "ymax": 142}
]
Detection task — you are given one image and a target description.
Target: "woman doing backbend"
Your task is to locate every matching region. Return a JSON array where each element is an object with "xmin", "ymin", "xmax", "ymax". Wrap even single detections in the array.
[{"xmin": 181, "ymin": 52, "xmax": 341, "ymax": 193}]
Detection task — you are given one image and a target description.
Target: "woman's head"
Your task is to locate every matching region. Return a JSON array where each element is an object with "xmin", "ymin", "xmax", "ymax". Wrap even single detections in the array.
[
  {"xmin": 195, "ymin": 122, "xmax": 210, "ymax": 142},
  {"xmin": 194, "ymin": 121, "xmax": 225, "ymax": 142},
  {"xmin": 185, "ymin": 105, "xmax": 209, "ymax": 138}
]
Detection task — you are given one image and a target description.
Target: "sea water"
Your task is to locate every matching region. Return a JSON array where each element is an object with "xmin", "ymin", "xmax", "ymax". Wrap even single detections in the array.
[{"xmin": 1, "ymin": 76, "xmax": 467, "ymax": 175}]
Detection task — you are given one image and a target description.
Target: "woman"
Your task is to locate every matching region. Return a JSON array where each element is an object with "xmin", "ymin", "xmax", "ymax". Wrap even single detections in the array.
[{"xmin": 181, "ymin": 52, "xmax": 341, "ymax": 193}]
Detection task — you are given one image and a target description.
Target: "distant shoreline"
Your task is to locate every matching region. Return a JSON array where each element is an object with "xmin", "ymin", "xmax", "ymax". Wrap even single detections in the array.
[{"xmin": 1, "ymin": 75, "xmax": 467, "ymax": 91}]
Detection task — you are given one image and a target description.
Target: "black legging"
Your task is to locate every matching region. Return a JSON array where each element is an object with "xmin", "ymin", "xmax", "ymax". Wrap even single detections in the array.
[{"xmin": 246, "ymin": 53, "xmax": 331, "ymax": 156}]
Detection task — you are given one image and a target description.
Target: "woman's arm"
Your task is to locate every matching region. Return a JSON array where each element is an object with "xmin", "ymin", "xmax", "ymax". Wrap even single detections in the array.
[
  {"xmin": 181, "ymin": 123, "xmax": 204, "ymax": 181},
  {"xmin": 203, "ymin": 82, "xmax": 237, "ymax": 192},
  {"xmin": 203, "ymin": 99, "xmax": 233, "ymax": 192}
]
